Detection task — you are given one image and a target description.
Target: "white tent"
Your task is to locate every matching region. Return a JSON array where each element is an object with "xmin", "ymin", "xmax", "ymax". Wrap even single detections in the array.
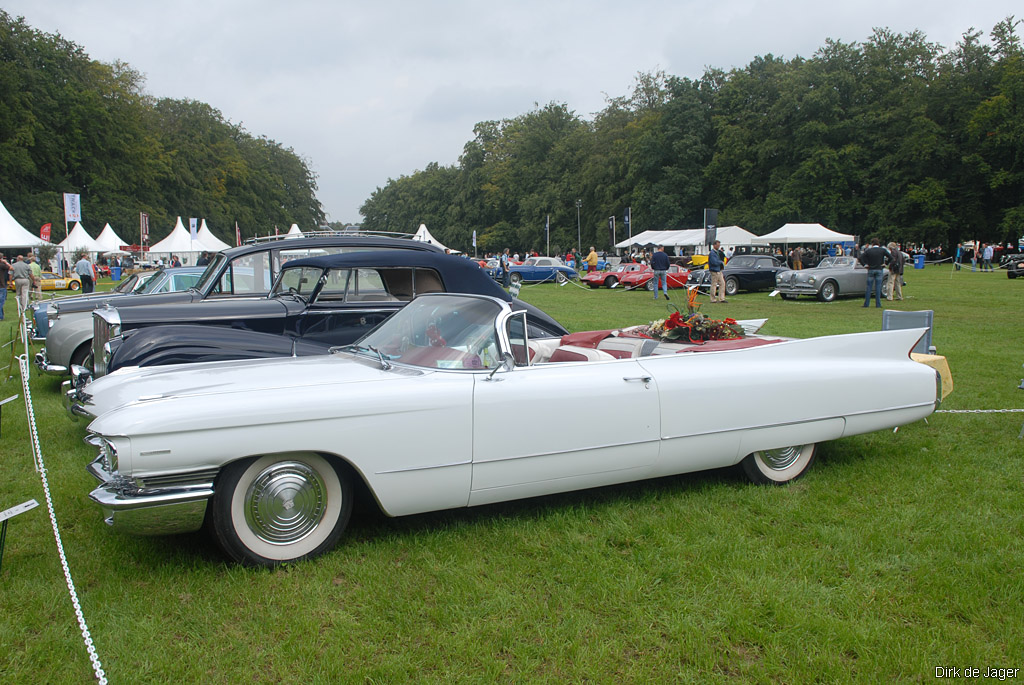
[
  {"xmin": 95, "ymin": 223, "xmax": 127, "ymax": 253},
  {"xmin": 287, "ymin": 223, "xmax": 303, "ymax": 237},
  {"xmin": 615, "ymin": 229, "xmax": 697, "ymax": 248},
  {"xmin": 149, "ymin": 216, "xmax": 213, "ymax": 261},
  {"xmin": 60, "ymin": 222, "xmax": 104, "ymax": 254},
  {"xmin": 752, "ymin": 223, "xmax": 854, "ymax": 245},
  {"xmin": 0, "ymin": 198, "xmax": 49, "ymax": 248},
  {"xmin": 412, "ymin": 223, "xmax": 450, "ymax": 251},
  {"xmin": 197, "ymin": 219, "xmax": 231, "ymax": 251}
]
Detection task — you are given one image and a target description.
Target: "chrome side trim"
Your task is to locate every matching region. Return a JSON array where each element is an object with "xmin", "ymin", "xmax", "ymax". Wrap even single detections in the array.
[
  {"xmin": 375, "ymin": 458, "xmax": 472, "ymax": 475},
  {"xmin": 471, "ymin": 438, "xmax": 662, "ymax": 466},
  {"xmin": 658, "ymin": 402, "xmax": 937, "ymax": 442}
]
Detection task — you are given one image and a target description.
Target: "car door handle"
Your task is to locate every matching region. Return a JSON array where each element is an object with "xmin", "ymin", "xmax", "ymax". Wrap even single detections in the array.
[{"xmin": 623, "ymin": 376, "xmax": 652, "ymax": 383}]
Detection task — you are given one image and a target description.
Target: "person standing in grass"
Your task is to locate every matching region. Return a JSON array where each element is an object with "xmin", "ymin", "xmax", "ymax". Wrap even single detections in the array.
[
  {"xmin": 858, "ymin": 238, "xmax": 889, "ymax": 308},
  {"xmin": 886, "ymin": 242, "xmax": 904, "ymax": 301},
  {"xmin": 585, "ymin": 246, "xmax": 599, "ymax": 273},
  {"xmin": 10, "ymin": 254, "xmax": 32, "ymax": 311},
  {"xmin": 28, "ymin": 253, "xmax": 42, "ymax": 301},
  {"xmin": 650, "ymin": 245, "xmax": 670, "ymax": 300},
  {"xmin": 708, "ymin": 240, "xmax": 726, "ymax": 303},
  {"xmin": 75, "ymin": 252, "xmax": 95, "ymax": 293},
  {"xmin": 0, "ymin": 252, "xmax": 10, "ymax": 319}
]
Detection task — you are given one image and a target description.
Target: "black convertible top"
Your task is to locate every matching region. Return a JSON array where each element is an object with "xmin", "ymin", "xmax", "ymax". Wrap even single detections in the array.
[{"xmin": 282, "ymin": 251, "xmax": 511, "ymax": 302}]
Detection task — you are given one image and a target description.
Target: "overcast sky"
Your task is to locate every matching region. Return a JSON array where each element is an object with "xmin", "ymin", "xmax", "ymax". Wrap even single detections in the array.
[{"xmin": 5, "ymin": 1, "xmax": 1020, "ymax": 226}]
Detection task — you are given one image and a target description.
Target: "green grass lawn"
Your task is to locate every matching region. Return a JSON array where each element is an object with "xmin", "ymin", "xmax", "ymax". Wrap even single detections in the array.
[{"xmin": 1, "ymin": 265, "xmax": 1022, "ymax": 682}]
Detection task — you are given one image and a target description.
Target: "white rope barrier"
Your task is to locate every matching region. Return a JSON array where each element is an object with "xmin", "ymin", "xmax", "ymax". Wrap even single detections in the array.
[{"xmin": 15, "ymin": 314, "xmax": 107, "ymax": 684}]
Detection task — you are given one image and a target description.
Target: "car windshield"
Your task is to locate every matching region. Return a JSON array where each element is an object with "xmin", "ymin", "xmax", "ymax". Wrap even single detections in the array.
[
  {"xmin": 351, "ymin": 295, "xmax": 503, "ymax": 370},
  {"xmin": 817, "ymin": 257, "xmax": 855, "ymax": 268},
  {"xmin": 194, "ymin": 253, "xmax": 227, "ymax": 292},
  {"xmin": 273, "ymin": 266, "xmax": 324, "ymax": 297}
]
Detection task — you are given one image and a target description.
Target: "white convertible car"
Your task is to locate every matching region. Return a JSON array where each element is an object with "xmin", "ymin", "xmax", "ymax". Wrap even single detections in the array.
[{"xmin": 81, "ymin": 293, "xmax": 941, "ymax": 566}]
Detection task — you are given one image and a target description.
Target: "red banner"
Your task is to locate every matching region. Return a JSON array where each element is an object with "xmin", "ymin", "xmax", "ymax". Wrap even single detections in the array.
[{"xmin": 40, "ymin": 223, "xmax": 51, "ymax": 241}]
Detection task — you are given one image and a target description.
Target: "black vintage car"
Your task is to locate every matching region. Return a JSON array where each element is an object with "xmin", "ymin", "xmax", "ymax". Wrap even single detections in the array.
[
  {"xmin": 90, "ymin": 251, "xmax": 567, "ymax": 379},
  {"xmin": 688, "ymin": 254, "xmax": 790, "ymax": 296},
  {"xmin": 39, "ymin": 232, "xmax": 446, "ymax": 374}
]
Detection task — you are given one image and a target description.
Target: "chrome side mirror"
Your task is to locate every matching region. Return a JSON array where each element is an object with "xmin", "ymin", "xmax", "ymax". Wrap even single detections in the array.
[{"xmin": 485, "ymin": 352, "xmax": 515, "ymax": 381}]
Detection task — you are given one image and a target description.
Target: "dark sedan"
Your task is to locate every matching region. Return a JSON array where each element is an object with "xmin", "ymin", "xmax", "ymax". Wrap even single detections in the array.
[
  {"xmin": 688, "ymin": 255, "xmax": 790, "ymax": 296},
  {"xmin": 90, "ymin": 251, "xmax": 568, "ymax": 380}
]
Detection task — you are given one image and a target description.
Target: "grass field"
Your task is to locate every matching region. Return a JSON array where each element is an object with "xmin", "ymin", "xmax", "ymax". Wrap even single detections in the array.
[{"xmin": 1, "ymin": 265, "xmax": 1021, "ymax": 683}]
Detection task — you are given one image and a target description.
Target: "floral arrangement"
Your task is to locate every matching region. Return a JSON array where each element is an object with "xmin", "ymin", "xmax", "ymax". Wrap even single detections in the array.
[{"xmin": 631, "ymin": 306, "xmax": 745, "ymax": 344}]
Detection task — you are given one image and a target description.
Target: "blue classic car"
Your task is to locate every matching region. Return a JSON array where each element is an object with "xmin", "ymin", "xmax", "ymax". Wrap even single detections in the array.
[{"xmin": 504, "ymin": 257, "xmax": 578, "ymax": 284}]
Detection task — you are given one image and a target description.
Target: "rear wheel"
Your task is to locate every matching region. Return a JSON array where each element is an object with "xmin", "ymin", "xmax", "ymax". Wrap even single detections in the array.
[
  {"xmin": 725, "ymin": 277, "xmax": 739, "ymax": 296},
  {"xmin": 741, "ymin": 444, "xmax": 817, "ymax": 484},
  {"xmin": 69, "ymin": 281, "xmax": 81, "ymax": 291},
  {"xmin": 210, "ymin": 452, "xmax": 353, "ymax": 566},
  {"xmin": 818, "ymin": 280, "xmax": 838, "ymax": 302}
]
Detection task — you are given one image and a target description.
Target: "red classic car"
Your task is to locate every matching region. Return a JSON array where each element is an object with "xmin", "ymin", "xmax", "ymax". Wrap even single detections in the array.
[
  {"xmin": 617, "ymin": 264, "xmax": 690, "ymax": 291},
  {"xmin": 582, "ymin": 263, "xmax": 648, "ymax": 288}
]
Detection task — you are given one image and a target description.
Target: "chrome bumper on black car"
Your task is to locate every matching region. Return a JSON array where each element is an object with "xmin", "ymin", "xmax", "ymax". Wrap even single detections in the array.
[{"xmin": 87, "ymin": 451, "xmax": 216, "ymax": 536}]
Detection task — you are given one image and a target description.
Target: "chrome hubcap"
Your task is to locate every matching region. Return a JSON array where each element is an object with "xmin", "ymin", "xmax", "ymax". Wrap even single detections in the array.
[
  {"xmin": 760, "ymin": 445, "xmax": 804, "ymax": 470},
  {"xmin": 244, "ymin": 461, "xmax": 327, "ymax": 544}
]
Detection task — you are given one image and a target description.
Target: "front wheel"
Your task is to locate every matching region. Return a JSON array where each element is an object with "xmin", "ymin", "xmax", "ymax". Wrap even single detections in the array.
[
  {"xmin": 69, "ymin": 281, "xmax": 81, "ymax": 291},
  {"xmin": 210, "ymin": 452, "xmax": 353, "ymax": 566},
  {"xmin": 510, "ymin": 273, "xmax": 522, "ymax": 285},
  {"xmin": 555, "ymin": 271, "xmax": 568, "ymax": 284},
  {"xmin": 725, "ymin": 277, "xmax": 739, "ymax": 296},
  {"xmin": 817, "ymin": 280, "xmax": 837, "ymax": 302},
  {"xmin": 604, "ymin": 276, "xmax": 618, "ymax": 288},
  {"xmin": 741, "ymin": 444, "xmax": 817, "ymax": 484},
  {"xmin": 645, "ymin": 279, "xmax": 656, "ymax": 291}
]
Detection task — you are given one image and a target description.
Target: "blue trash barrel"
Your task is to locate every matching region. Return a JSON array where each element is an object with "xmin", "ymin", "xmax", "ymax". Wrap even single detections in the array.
[
  {"xmin": 111, "ymin": 266, "xmax": 122, "ymax": 280},
  {"xmin": 913, "ymin": 255, "xmax": 925, "ymax": 270}
]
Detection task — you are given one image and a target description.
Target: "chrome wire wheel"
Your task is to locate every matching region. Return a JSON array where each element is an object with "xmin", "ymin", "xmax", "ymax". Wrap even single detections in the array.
[{"xmin": 741, "ymin": 443, "xmax": 817, "ymax": 485}]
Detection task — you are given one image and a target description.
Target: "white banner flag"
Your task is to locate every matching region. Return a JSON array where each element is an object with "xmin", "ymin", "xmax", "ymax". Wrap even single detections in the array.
[
  {"xmin": 189, "ymin": 217, "xmax": 198, "ymax": 241},
  {"xmin": 63, "ymin": 193, "xmax": 81, "ymax": 223}
]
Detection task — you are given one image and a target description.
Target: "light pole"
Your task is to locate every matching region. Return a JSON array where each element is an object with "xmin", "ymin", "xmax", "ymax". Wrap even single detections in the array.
[{"xmin": 575, "ymin": 199, "xmax": 582, "ymax": 255}]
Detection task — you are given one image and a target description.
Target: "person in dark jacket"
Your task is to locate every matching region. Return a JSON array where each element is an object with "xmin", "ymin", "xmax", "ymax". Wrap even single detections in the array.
[
  {"xmin": 708, "ymin": 241, "xmax": 726, "ymax": 303},
  {"xmin": 650, "ymin": 246, "xmax": 671, "ymax": 300},
  {"xmin": 858, "ymin": 238, "xmax": 889, "ymax": 308},
  {"xmin": 886, "ymin": 242, "xmax": 904, "ymax": 301}
]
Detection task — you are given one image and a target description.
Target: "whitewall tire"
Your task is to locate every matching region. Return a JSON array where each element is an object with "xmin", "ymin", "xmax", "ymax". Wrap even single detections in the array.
[
  {"xmin": 741, "ymin": 443, "xmax": 817, "ymax": 485},
  {"xmin": 211, "ymin": 452, "xmax": 352, "ymax": 566}
]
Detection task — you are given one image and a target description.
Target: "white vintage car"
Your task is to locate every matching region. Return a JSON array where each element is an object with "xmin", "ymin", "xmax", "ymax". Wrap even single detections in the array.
[{"xmin": 82, "ymin": 293, "xmax": 941, "ymax": 566}]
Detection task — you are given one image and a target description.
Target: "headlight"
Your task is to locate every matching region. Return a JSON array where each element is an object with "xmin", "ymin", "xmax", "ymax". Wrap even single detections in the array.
[
  {"xmin": 807, "ymin": 276, "xmax": 816, "ymax": 284},
  {"xmin": 86, "ymin": 434, "xmax": 119, "ymax": 473}
]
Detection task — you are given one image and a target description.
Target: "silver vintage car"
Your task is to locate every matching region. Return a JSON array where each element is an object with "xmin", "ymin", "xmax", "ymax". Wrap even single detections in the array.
[{"xmin": 774, "ymin": 256, "xmax": 890, "ymax": 302}]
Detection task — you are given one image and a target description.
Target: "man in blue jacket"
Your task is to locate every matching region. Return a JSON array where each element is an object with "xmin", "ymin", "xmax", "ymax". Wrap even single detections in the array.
[
  {"xmin": 708, "ymin": 241, "xmax": 726, "ymax": 303},
  {"xmin": 650, "ymin": 246, "xmax": 671, "ymax": 300}
]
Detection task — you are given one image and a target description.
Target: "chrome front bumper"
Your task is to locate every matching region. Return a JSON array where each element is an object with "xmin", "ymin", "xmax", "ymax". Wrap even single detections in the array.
[
  {"xmin": 88, "ymin": 455, "xmax": 216, "ymax": 536},
  {"xmin": 35, "ymin": 348, "xmax": 68, "ymax": 375},
  {"xmin": 61, "ymin": 365, "xmax": 95, "ymax": 421}
]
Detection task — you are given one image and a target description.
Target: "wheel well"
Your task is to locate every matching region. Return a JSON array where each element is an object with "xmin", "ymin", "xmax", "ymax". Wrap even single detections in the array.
[{"xmin": 210, "ymin": 450, "xmax": 386, "ymax": 519}]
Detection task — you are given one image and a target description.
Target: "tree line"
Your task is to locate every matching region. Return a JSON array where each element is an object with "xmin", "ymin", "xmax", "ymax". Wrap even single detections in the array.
[
  {"xmin": 361, "ymin": 19, "xmax": 1023, "ymax": 256},
  {"xmin": 0, "ymin": 11, "xmax": 324, "ymax": 246}
]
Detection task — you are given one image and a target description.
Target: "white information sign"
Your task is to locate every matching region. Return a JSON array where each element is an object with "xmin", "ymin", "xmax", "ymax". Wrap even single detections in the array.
[{"xmin": 0, "ymin": 499, "xmax": 38, "ymax": 524}]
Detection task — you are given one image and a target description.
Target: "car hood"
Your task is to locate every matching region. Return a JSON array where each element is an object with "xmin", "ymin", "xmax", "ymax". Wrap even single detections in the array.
[
  {"xmin": 84, "ymin": 352, "xmax": 421, "ymax": 427},
  {"xmin": 56, "ymin": 290, "xmax": 196, "ymax": 314}
]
